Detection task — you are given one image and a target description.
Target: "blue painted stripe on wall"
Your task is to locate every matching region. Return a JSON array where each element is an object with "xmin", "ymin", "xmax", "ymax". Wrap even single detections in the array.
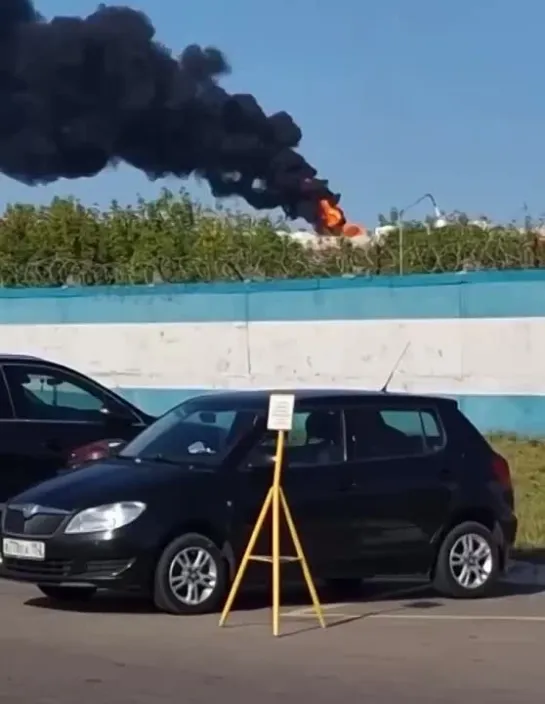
[
  {"xmin": 119, "ymin": 387, "xmax": 211, "ymax": 416},
  {"xmin": 116, "ymin": 386, "xmax": 545, "ymax": 437},
  {"xmin": 2, "ymin": 269, "xmax": 545, "ymax": 324},
  {"xmin": 456, "ymin": 395, "xmax": 545, "ymax": 437}
]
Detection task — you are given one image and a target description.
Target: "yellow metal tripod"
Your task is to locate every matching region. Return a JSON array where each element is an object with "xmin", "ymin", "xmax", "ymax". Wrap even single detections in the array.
[{"xmin": 219, "ymin": 430, "xmax": 326, "ymax": 636}]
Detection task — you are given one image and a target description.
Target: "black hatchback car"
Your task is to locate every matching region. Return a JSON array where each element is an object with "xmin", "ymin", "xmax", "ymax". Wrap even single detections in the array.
[
  {"xmin": 0, "ymin": 354, "xmax": 154, "ymax": 500},
  {"xmin": 0, "ymin": 389, "xmax": 517, "ymax": 615}
]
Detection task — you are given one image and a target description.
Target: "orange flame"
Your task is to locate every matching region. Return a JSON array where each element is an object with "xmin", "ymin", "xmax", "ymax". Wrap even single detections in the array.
[
  {"xmin": 342, "ymin": 223, "xmax": 366, "ymax": 237},
  {"xmin": 317, "ymin": 199, "xmax": 365, "ymax": 237}
]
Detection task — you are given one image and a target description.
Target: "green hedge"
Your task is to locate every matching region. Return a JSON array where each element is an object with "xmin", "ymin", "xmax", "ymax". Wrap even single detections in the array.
[{"xmin": 0, "ymin": 189, "xmax": 544, "ymax": 286}]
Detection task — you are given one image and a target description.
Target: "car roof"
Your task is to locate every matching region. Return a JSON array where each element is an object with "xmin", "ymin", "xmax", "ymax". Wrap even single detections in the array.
[
  {"xmin": 0, "ymin": 354, "xmax": 71, "ymax": 369},
  {"xmin": 186, "ymin": 388, "xmax": 457, "ymax": 410},
  {"xmin": 0, "ymin": 354, "xmax": 44, "ymax": 361}
]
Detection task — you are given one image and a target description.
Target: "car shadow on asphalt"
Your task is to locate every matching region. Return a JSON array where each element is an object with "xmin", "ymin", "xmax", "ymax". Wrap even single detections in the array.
[{"xmin": 23, "ymin": 577, "xmax": 545, "ymax": 621}]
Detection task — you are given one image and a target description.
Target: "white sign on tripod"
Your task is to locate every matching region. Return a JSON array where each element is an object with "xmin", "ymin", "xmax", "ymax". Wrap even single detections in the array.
[{"xmin": 267, "ymin": 394, "xmax": 295, "ymax": 431}]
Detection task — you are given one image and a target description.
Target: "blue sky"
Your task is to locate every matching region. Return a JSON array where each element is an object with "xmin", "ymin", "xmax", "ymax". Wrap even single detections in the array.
[{"xmin": 2, "ymin": 0, "xmax": 544, "ymax": 228}]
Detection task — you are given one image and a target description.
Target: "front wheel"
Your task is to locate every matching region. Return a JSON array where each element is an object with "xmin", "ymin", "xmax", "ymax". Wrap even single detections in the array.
[
  {"xmin": 37, "ymin": 585, "xmax": 97, "ymax": 602},
  {"xmin": 433, "ymin": 521, "xmax": 500, "ymax": 599},
  {"xmin": 153, "ymin": 533, "xmax": 228, "ymax": 615}
]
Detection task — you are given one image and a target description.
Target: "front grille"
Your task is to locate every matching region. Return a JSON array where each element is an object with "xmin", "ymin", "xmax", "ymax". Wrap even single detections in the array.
[
  {"xmin": 2, "ymin": 557, "xmax": 133, "ymax": 580},
  {"xmin": 4, "ymin": 509, "xmax": 24, "ymax": 534},
  {"xmin": 3, "ymin": 558, "xmax": 73, "ymax": 577},
  {"xmin": 3, "ymin": 509, "xmax": 66, "ymax": 537}
]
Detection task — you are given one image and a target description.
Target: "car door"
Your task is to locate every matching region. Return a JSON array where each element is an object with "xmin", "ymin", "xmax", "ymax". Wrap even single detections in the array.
[
  {"xmin": 231, "ymin": 407, "xmax": 358, "ymax": 582},
  {"xmin": 344, "ymin": 404, "xmax": 455, "ymax": 576},
  {"xmin": 0, "ymin": 361, "xmax": 144, "ymax": 501},
  {"xmin": 0, "ymin": 371, "xmax": 18, "ymax": 505}
]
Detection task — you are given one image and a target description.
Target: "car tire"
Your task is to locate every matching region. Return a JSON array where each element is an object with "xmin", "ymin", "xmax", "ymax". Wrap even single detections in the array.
[
  {"xmin": 433, "ymin": 521, "xmax": 500, "ymax": 599},
  {"xmin": 153, "ymin": 532, "xmax": 228, "ymax": 615},
  {"xmin": 37, "ymin": 585, "xmax": 97, "ymax": 602}
]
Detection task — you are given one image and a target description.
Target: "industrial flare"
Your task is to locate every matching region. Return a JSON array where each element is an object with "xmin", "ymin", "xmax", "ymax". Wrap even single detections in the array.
[{"xmin": 315, "ymin": 199, "xmax": 365, "ymax": 237}]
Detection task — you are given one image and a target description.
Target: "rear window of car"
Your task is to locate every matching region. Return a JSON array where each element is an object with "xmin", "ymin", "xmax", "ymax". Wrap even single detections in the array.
[
  {"xmin": 380, "ymin": 409, "xmax": 442, "ymax": 440},
  {"xmin": 345, "ymin": 405, "xmax": 446, "ymax": 461}
]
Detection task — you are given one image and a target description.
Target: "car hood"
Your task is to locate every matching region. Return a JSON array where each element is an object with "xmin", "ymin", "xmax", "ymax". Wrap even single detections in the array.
[{"xmin": 9, "ymin": 458, "xmax": 195, "ymax": 512}]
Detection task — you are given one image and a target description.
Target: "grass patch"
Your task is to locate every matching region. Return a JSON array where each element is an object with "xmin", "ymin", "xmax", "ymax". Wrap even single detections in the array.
[{"xmin": 488, "ymin": 435, "xmax": 545, "ymax": 548}]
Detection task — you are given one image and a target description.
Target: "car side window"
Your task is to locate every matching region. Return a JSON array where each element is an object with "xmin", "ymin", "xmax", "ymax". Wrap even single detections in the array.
[
  {"xmin": 252, "ymin": 409, "xmax": 344, "ymax": 467},
  {"xmin": 3, "ymin": 364, "xmax": 117, "ymax": 422},
  {"xmin": 345, "ymin": 406, "xmax": 445, "ymax": 461}
]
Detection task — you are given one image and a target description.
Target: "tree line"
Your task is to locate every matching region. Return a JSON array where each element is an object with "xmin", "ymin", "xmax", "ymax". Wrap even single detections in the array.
[{"xmin": 0, "ymin": 189, "xmax": 543, "ymax": 287}]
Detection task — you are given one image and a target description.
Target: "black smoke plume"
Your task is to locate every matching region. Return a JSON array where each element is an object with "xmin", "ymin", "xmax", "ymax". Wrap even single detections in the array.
[{"xmin": 0, "ymin": 0, "xmax": 341, "ymax": 224}]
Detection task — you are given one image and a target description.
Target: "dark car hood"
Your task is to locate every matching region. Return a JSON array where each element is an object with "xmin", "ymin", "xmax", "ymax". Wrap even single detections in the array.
[{"xmin": 9, "ymin": 458, "xmax": 194, "ymax": 512}]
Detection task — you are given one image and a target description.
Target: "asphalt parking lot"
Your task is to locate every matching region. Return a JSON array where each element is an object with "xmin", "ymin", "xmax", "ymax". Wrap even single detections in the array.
[{"xmin": 1, "ymin": 574, "xmax": 545, "ymax": 704}]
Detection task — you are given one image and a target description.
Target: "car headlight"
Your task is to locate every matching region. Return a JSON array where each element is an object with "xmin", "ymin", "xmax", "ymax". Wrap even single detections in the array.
[{"xmin": 64, "ymin": 502, "xmax": 146, "ymax": 535}]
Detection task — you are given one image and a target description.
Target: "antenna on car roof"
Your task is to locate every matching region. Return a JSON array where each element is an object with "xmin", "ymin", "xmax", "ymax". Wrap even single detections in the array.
[{"xmin": 380, "ymin": 342, "xmax": 411, "ymax": 393}]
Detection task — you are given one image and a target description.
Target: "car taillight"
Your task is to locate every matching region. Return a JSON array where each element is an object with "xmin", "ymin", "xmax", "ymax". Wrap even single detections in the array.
[
  {"xmin": 67, "ymin": 441, "xmax": 111, "ymax": 468},
  {"xmin": 492, "ymin": 453, "xmax": 512, "ymax": 490}
]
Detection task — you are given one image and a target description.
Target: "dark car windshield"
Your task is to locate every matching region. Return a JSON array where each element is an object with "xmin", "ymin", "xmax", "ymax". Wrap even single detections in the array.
[{"xmin": 118, "ymin": 398, "xmax": 259, "ymax": 464}]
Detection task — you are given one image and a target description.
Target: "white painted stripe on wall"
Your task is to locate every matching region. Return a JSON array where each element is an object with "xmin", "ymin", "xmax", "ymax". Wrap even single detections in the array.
[{"xmin": 0, "ymin": 317, "xmax": 544, "ymax": 396}]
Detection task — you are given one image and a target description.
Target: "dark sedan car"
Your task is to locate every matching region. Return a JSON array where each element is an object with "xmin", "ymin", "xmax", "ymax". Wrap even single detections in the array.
[
  {"xmin": 0, "ymin": 354, "xmax": 155, "ymax": 501},
  {"xmin": 0, "ymin": 389, "xmax": 517, "ymax": 615}
]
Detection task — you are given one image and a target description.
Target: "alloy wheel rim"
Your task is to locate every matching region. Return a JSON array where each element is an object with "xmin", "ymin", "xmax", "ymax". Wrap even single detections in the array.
[
  {"xmin": 448, "ymin": 533, "xmax": 493, "ymax": 590},
  {"xmin": 168, "ymin": 546, "xmax": 218, "ymax": 606}
]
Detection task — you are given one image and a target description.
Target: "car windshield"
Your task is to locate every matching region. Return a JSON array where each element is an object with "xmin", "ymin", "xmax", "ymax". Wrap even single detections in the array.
[{"xmin": 118, "ymin": 398, "xmax": 259, "ymax": 465}]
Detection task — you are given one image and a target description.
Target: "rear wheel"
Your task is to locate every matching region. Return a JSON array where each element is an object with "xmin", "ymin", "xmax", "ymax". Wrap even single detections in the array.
[
  {"xmin": 433, "ymin": 521, "xmax": 500, "ymax": 598},
  {"xmin": 153, "ymin": 533, "xmax": 228, "ymax": 615},
  {"xmin": 37, "ymin": 585, "xmax": 97, "ymax": 602}
]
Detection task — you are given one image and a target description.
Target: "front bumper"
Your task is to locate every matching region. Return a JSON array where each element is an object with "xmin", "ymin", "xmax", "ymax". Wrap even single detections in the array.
[{"xmin": 0, "ymin": 530, "xmax": 155, "ymax": 592}]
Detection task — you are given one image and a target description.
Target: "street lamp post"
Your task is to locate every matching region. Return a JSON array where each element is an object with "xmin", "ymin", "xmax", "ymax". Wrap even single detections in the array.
[{"xmin": 398, "ymin": 193, "xmax": 446, "ymax": 275}]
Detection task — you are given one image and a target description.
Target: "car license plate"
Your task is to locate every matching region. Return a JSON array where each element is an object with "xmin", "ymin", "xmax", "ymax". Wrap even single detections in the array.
[{"xmin": 2, "ymin": 538, "xmax": 45, "ymax": 561}]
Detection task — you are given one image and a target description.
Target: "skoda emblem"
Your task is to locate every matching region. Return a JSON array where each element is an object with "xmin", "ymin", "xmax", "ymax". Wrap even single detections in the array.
[{"xmin": 21, "ymin": 504, "xmax": 39, "ymax": 519}]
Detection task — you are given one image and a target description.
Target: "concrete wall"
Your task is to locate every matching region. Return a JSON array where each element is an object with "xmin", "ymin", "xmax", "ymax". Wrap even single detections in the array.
[{"xmin": 2, "ymin": 269, "xmax": 545, "ymax": 435}]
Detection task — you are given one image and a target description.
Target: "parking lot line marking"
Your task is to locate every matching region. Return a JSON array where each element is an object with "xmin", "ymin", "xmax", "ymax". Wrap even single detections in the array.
[
  {"xmin": 284, "ymin": 602, "xmax": 350, "ymax": 617},
  {"xmin": 283, "ymin": 611, "xmax": 358, "ymax": 619},
  {"xmin": 369, "ymin": 614, "xmax": 545, "ymax": 623},
  {"xmin": 283, "ymin": 612, "xmax": 545, "ymax": 623}
]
